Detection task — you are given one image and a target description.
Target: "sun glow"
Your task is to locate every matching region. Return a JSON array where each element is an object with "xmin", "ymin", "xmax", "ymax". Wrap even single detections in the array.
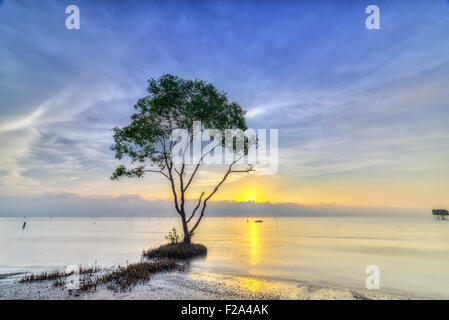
[{"xmin": 239, "ymin": 191, "xmax": 260, "ymax": 203}]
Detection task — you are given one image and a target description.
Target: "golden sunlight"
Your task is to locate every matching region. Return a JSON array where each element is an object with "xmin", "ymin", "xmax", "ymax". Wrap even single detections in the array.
[
  {"xmin": 240, "ymin": 191, "xmax": 259, "ymax": 203},
  {"xmin": 248, "ymin": 221, "xmax": 260, "ymax": 265}
]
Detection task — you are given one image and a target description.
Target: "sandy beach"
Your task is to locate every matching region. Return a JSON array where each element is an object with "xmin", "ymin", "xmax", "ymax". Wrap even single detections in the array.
[{"xmin": 0, "ymin": 268, "xmax": 433, "ymax": 300}]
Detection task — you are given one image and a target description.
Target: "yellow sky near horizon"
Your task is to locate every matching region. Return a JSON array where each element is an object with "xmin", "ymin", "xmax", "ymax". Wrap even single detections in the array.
[{"xmin": 95, "ymin": 168, "xmax": 449, "ymax": 210}]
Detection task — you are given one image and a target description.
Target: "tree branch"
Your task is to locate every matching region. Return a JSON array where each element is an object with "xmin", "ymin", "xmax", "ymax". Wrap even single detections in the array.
[
  {"xmin": 187, "ymin": 192, "xmax": 204, "ymax": 223},
  {"xmin": 183, "ymin": 142, "xmax": 220, "ymax": 192},
  {"xmin": 229, "ymin": 165, "xmax": 254, "ymax": 173},
  {"xmin": 189, "ymin": 156, "xmax": 249, "ymax": 234},
  {"xmin": 143, "ymin": 169, "xmax": 170, "ymax": 180},
  {"xmin": 179, "ymin": 162, "xmax": 186, "ymax": 215},
  {"xmin": 163, "ymin": 143, "xmax": 181, "ymax": 215}
]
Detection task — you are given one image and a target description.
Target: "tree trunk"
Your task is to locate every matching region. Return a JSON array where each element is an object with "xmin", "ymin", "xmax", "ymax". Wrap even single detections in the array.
[
  {"xmin": 181, "ymin": 214, "xmax": 191, "ymax": 244},
  {"xmin": 183, "ymin": 232, "xmax": 191, "ymax": 244}
]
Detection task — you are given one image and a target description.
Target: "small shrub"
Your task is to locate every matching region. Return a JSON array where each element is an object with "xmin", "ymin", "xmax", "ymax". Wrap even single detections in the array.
[
  {"xmin": 143, "ymin": 242, "xmax": 207, "ymax": 260},
  {"xmin": 53, "ymin": 278, "xmax": 65, "ymax": 287},
  {"xmin": 100, "ymin": 258, "xmax": 183, "ymax": 292},
  {"xmin": 20, "ymin": 260, "xmax": 184, "ymax": 293},
  {"xmin": 21, "ymin": 265, "xmax": 101, "ymax": 283},
  {"xmin": 78, "ymin": 276, "xmax": 101, "ymax": 292},
  {"xmin": 21, "ymin": 271, "xmax": 66, "ymax": 283},
  {"xmin": 165, "ymin": 227, "xmax": 181, "ymax": 244}
]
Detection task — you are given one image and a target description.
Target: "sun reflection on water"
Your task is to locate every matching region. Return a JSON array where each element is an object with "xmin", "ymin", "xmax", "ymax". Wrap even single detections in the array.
[{"xmin": 248, "ymin": 221, "xmax": 260, "ymax": 265}]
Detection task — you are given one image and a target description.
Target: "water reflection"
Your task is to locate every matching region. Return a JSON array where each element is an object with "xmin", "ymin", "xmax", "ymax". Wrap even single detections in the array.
[
  {"xmin": 2, "ymin": 217, "xmax": 449, "ymax": 296},
  {"xmin": 248, "ymin": 221, "xmax": 260, "ymax": 265}
]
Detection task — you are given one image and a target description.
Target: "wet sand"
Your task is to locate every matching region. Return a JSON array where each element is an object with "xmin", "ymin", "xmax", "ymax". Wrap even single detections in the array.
[{"xmin": 0, "ymin": 270, "xmax": 432, "ymax": 300}]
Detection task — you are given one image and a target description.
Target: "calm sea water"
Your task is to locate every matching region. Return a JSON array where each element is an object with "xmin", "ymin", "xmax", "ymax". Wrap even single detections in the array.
[{"xmin": 1, "ymin": 216, "xmax": 448, "ymax": 297}]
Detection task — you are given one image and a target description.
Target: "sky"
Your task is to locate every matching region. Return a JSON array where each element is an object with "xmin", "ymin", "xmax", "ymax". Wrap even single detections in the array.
[{"xmin": 1, "ymin": 0, "xmax": 449, "ymax": 216}]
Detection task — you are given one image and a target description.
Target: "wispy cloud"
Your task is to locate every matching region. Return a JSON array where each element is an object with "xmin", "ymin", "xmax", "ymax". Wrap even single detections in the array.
[{"xmin": 0, "ymin": 0, "xmax": 448, "ymax": 208}]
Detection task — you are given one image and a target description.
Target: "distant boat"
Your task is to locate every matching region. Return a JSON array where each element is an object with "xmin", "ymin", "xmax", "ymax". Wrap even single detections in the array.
[
  {"xmin": 254, "ymin": 219, "xmax": 264, "ymax": 223},
  {"xmin": 432, "ymin": 209, "xmax": 448, "ymax": 221}
]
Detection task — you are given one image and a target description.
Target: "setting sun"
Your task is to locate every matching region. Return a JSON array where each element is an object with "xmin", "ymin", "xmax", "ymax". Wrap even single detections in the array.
[{"xmin": 239, "ymin": 191, "xmax": 259, "ymax": 203}]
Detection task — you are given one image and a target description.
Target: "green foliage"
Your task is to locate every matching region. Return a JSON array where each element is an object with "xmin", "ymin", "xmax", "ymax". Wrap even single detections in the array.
[
  {"xmin": 143, "ymin": 243, "xmax": 207, "ymax": 260},
  {"xmin": 165, "ymin": 227, "xmax": 181, "ymax": 244},
  {"xmin": 110, "ymin": 74, "xmax": 248, "ymax": 180}
]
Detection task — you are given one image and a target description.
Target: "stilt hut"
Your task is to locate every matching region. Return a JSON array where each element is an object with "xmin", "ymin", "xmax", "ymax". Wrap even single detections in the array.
[{"xmin": 432, "ymin": 209, "xmax": 449, "ymax": 221}]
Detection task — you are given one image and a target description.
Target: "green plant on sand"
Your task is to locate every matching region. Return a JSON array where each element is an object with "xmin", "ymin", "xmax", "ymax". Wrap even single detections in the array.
[{"xmin": 165, "ymin": 227, "xmax": 181, "ymax": 244}]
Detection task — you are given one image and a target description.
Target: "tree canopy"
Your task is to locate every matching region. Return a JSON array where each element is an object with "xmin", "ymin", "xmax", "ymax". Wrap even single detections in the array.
[{"xmin": 111, "ymin": 74, "xmax": 253, "ymax": 243}]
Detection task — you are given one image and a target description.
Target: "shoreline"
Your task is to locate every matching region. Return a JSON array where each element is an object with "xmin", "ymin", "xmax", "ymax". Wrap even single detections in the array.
[{"xmin": 0, "ymin": 269, "xmax": 439, "ymax": 300}]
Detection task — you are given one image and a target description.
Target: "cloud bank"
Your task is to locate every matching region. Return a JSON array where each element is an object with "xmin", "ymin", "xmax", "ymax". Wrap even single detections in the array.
[{"xmin": 0, "ymin": 193, "xmax": 423, "ymax": 218}]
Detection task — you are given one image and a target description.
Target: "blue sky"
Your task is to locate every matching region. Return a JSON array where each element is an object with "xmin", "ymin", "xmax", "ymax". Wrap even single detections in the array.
[{"xmin": 1, "ymin": 0, "xmax": 449, "ymax": 213}]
